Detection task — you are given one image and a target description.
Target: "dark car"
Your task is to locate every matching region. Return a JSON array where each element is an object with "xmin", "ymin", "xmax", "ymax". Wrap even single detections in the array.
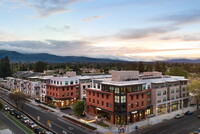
[
  {"xmin": 9, "ymin": 109, "xmax": 17, "ymax": 115},
  {"xmin": 185, "ymin": 111, "xmax": 193, "ymax": 115},
  {"xmin": 15, "ymin": 112, "xmax": 23, "ymax": 119},
  {"xmin": 34, "ymin": 127, "xmax": 45, "ymax": 134},
  {"xmin": 3, "ymin": 105, "xmax": 10, "ymax": 111}
]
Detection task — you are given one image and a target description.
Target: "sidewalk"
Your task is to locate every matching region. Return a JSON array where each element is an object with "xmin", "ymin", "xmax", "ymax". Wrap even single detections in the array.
[{"xmin": 29, "ymin": 100, "xmax": 197, "ymax": 134}]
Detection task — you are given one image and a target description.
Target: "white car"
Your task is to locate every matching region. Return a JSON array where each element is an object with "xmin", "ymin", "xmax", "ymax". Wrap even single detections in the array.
[
  {"xmin": 3, "ymin": 105, "xmax": 10, "ymax": 111},
  {"xmin": 174, "ymin": 113, "xmax": 184, "ymax": 119},
  {"xmin": 22, "ymin": 117, "xmax": 30, "ymax": 124},
  {"xmin": 28, "ymin": 121, "xmax": 37, "ymax": 128}
]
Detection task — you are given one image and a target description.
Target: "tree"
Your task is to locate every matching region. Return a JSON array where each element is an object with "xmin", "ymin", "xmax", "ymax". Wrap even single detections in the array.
[
  {"xmin": 8, "ymin": 92, "xmax": 28, "ymax": 110},
  {"xmin": 0, "ymin": 56, "xmax": 12, "ymax": 78},
  {"xmin": 0, "ymin": 101, "xmax": 3, "ymax": 110},
  {"xmin": 33, "ymin": 61, "xmax": 47, "ymax": 72},
  {"xmin": 138, "ymin": 61, "xmax": 144, "ymax": 72},
  {"xmin": 188, "ymin": 79, "xmax": 200, "ymax": 109},
  {"xmin": 74, "ymin": 100, "xmax": 85, "ymax": 116},
  {"xmin": 167, "ymin": 67, "xmax": 189, "ymax": 78}
]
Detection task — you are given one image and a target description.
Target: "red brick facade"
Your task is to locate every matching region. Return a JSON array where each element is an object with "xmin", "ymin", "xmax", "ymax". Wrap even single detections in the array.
[{"xmin": 46, "ymin": 84, "xmax": 80, "ymax": 108}]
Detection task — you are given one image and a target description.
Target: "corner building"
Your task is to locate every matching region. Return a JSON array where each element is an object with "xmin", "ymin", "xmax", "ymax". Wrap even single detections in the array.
[{"xmin": 86, "ymin": 71, "xmax": 189, "ymax": 125}]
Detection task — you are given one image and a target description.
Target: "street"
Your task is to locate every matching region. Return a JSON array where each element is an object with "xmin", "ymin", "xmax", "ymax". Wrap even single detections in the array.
[
  {"xmin": 139, "ymin": 110, "xmax": 200, "ymax": 134},
  {"xmin": 0, "ymin": 89, "xmax": 92, "ymax": 134},
  {"xmin": 0, "ymin": 112, "xmax": 27, "ymax": 134}
]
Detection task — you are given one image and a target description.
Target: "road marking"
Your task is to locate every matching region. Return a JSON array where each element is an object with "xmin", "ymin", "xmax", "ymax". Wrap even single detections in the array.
[{"xmin": 51, "ymin": 121, "xmax": 74, "ymax": 134}]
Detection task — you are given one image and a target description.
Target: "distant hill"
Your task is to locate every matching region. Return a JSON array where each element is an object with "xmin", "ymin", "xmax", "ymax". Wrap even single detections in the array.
[
  {"xmin": 166, "ymin": 58, "xmax": 200, "ymax": 63},
  {"xmin": 0, "ymin": 50, "xmax": 200, "ymax": 63},
  {"xmin": 0, "ymin": 50, "xmax": 121, "ymax": 63}
]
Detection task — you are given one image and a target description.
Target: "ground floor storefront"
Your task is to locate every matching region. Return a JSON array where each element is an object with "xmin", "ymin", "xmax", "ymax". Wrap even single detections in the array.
[
  {"xmin": 86, "ymin": 105, "xmax": 153, "ymax": 125},
  {"xmin": 156, "ymin": 98, "xmax": 189, "ymax": 115},
  {"xmin": 46, "ymin": 96, "xmax": 77, "ymax": 108}
]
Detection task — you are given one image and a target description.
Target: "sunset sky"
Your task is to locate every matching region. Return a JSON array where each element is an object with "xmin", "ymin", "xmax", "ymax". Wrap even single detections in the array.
[{"xmin": 0, "ymin": 0, "xmax": 200, "ymax": 61}]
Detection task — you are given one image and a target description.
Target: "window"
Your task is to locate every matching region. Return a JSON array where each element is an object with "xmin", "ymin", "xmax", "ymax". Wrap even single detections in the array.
[
  {"xmin": 71, "ymin": 92, "xmax": 73, "ymax": 96},
  {"xmin": 142, "ymin": 101, "xmax": 144, "ymax": 106},
  {"xmin": 102, "ymin": 94, "xmax": 104, "ymax": 98},
  {"xmin": 171, "ymin": 89, "xmax": 174, "ymax": 93},
  {"xmin": 163, "ymin": 90, "xmax": 167, "ymax": 95},
  {"xmin": 93, "ymin": 99, "xmax": 95, "ymax": 103},
  {"xmin": 65, "ymin": 81, "xmax": 68, "ymax": 85},
  {"xmin": 121, "ymin": 96, "xmax": 126, "ymax": 103},
  {"xmin": 157, "ymin": 91, "xmax": 161, "ymax": 96},
  {"xmin": 176, "ymin": 88, "xmax": 179, "ymax": 93},
  {"xmin": 171, "ymin": 95, "xmax": 174, "ymax": 100},
  {"xmin": 131, "ymin": 96, "xmax": 133, "ymax": 100},
  {"xmin": 163, "ymin": 97, "xmax": 166, "ymax": 102},
  {"xmin": 106, "ymin": 95, "xmax": 109, "ymax": 99},
  {"xmin": 147, "ymin": 98, "xmax": 151, "ymax": 102},
  {"xmin": 141, "ymin": 94, "xmax": 144, "ymax": 98},
  {"xmin": 97, "ymin": 100, "xmax": 99, "ymax": 104},
  {"xmin": 71, "ymin": 86, "xmax": 73, "ymax": 90},
  {"xmin": 97, "ymin": 93, "xmax": 99, "ymax": 97},
  {"xmin": 115, "ymin": 87, "xmax": 120, "ymax": 94},
  {"xmin": 62, "ymin": 88, "xmax": 64, "ymax": 91},
  {"xmin": 136, "ymin": 95, "xmax": 139, "ymax": 99},
  {"xmin": 70, "ymin": 81, "xmax": 73, "ymax": 85},
  {"xmin": 83, "ymin": 85, "xmax": 86, "ymax": 89},
  {"xmin": 182, "ymin": 87, "xmax": 186, "ymax": 91},
  {"xmin": 102, "ymin": 101, "xmax": 104, "ymax": 106},
  {"xmin": 107, "ymin": 103, "xmax": 111, "ymax": 107},
  {"xmin": 89, "ymin": 98, "xmax": 91, "ymax": 102},
  {"xmin": 89, "ymin": 91, "xmax": 91, "ymax": 95},
  {"xmin": 93, "ymin": 92, "xmax": 95, "ymax": 96},
  {"xmin": 131, "ymin": 104, "xmax": 133, "ymax": 108},
  {"xmin": 115, "ymin": 96, "xmax": 120, "ymax": 103},
  {"xmin": 136, "ymin": 102, "xmax": 139, "ymax": 107},
  {"xmin": 60, "ymin": 81, "xmax": 62, "ymax": 85},
  {"xmin": 157, "ymin": 99, "xmax": 161, "ymax": 103}
]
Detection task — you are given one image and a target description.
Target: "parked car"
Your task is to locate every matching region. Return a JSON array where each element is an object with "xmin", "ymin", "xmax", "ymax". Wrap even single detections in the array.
[
  {"xmin": 15, "ymin": 112, "xmax": 23, "ymax": 119},
  {"xmin": 9, "ymin": 109, "xmax": 17, "ymax": 115},
  {"xmin": 174, "ymin": 113, "xmax": 184, "ymax": 119},
  {"xmin": 3, "ymin": 105, "xmax": 10, "ymax": 111},
  {"xmin": 147, "ymin": 114, "xmax": 155, "ymax": 118},
  {"xmin": 28, "ymin": 121, "xmax": 37, "ymax": 128},
  {"xmin": 185, "ymin": 111, "xmax": 193, "ymax": 115},
  {"xmin": 22, "ymin": 116, "xmax": 30, "ymax": 124},
  {"xmin": 198, "ymin": 114, "xmax": 200, "ymax": 118},
  {"xmin": 34, "ymin": 127, "xmax": 45, "ymax": 134}
]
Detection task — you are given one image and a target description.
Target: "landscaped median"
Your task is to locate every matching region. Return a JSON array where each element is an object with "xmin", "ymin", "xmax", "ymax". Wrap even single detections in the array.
[
  {"xmin": 63, "ymin": 115, "xmax": 97, "ymax": 130},
  {"xmin": 4, "ymin": 113, "xmax": 34, "ymax": 134}
]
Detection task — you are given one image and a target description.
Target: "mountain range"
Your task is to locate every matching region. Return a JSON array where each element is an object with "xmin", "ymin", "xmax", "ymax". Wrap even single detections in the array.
[
  {"xmin": 0, "ymin": 50, "xmax": 200, "ymax": 63},
  {"xmin": 0, "ymin": 50, "xmax": 121, "ymax": 63}
]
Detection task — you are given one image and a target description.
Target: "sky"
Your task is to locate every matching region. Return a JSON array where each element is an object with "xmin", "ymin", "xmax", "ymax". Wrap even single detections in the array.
[{"xmin": 0, "ymin": 0, "xmax": 200, "ymax": 61}]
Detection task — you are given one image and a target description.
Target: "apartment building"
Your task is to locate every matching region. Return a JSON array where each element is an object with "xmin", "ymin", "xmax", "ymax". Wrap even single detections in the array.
[
  {"xmin": 46, "ymin": 76, "xmax": 80, "ymax": 108},
  {"xmin": 85, "ymin": 71, "xmax": 189, "ymax": 125}
]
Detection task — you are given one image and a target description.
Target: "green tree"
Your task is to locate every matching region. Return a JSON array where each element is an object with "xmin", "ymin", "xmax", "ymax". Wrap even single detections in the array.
[
  {"xmin": 33, "ymin": 61, "xmax": 47, "ymax": 72},
  {"xmin": 138, "ymin": 61, "xmax": 144, "ymax": 72},
  {"xmin": 188, "ymin": 79, "xmax": 200, "ymax": 109},
  {"xmin": 74, "ymin": 100, "xmax": 85, "ymax": 116},
  {"xmin": 0, "ymin": 101, "xmax": 3, "ymax": 110},
  {"xmin": 167, "ymin": 67, "xmax": 189, "ymax": 78},
  {"xmin": 8, "ymin": 92, "xmax": 28, "ymax": 110},
  {"xmin": 0, "ymin": 56, "xmax": 12, "ymax": 78}
]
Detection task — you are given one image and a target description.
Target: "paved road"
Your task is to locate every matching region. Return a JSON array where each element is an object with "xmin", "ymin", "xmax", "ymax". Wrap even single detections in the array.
[
  {"xmin": 0, "ymin": 89, "xmax": 92, "ymax": 134},
  {"xmin": 139, "ymin": 110, "xmax": 200, "ymax": 134},
  {"xmin": 0, "ymin": 112, "xmax": 27, "ymax": 134}
]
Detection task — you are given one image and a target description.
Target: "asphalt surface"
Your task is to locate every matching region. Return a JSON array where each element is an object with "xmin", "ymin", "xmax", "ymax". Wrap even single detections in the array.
[
  {"xmin": 0, "ymin": 112, "xmax": 27, "ymax": 134},
  {"xmin": 139, "ymin": 110, "xmax": 200, "ymax": 134},
  {"xmin": 0, "ymin": 89, "xmax": 92, "ymax": 134}
]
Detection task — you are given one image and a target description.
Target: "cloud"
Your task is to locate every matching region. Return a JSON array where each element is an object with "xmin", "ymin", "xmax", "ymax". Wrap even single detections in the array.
[
  {"xmin": 5, "ymin": 0, "xmax": 89, "ymax": 17},
  {"xmin": 114, "ymin": 26, "xmax": 179, "ymax": 40},
  {"xmin": 44, "ymin": 25, "xmax": 71, "ymax": 32},
  {"xmin": 160, "ymin": 34, "xmax": 200, "ymax": 41},
  {"xmin": 82, "ymin": 15, "xmax": 106, "ymax": 22},
  {"xmin": 155, "ymin": 9, "xmax": 200, "ymax": 25}
]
